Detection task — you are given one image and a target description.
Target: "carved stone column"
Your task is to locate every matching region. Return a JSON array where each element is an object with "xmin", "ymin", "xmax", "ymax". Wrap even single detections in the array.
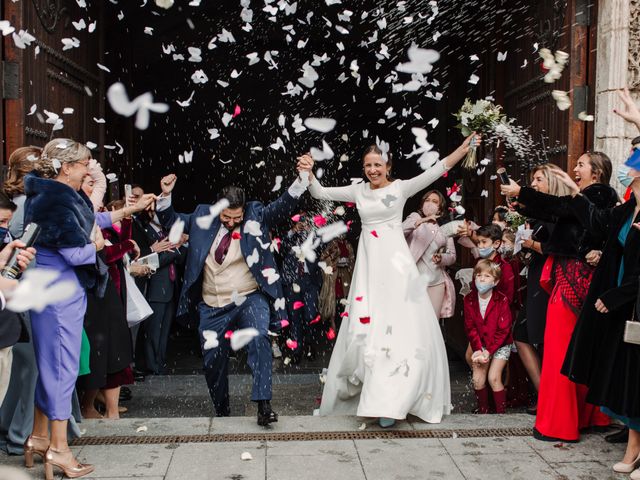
[{"xmin": 594, "ymin": 0, "xmax": 636, "ymax": 194}]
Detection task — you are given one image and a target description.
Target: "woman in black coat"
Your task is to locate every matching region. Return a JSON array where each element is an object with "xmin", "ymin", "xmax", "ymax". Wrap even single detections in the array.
[
  {"xmin": 500, "ymin": 153, "xmax": 618, "ymax": 442},
  {"xmin": 555, "ymin": 163, "xmax": 640, "ymax": 475}
]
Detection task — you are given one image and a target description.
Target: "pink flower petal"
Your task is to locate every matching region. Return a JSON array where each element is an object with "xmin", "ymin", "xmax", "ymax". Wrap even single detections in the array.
[
  {"xmin": 232, "ymin": 104, "xmax": 241, "ymax": 118},
  {"xmin": 345, "ymin": 202, "xmax": 356, "ymax": 208},
  {"xmin": 231, "ymin": 232, "xmax": 241, "ymax": 240},
  {"xmin": 340, "ymin": 312, "xmax": 349, "ymax": 317},
  {"xmin": 293, "ymin": 301, "xmax": 305, "ymax": 310},
  {"xmin": 285, "ymin": 339, "xmax": 298, "ymax": 350},
  {"xmin": 359, "ymin": 316, "xmax": 371, "ymax": 324},
  {"xmin": 310, "ymin": 314, "xmax": 321, "ymax": 325},
  {"xmin": 291, "ymin": 214, "xmax": 301, "ymax": 222},
  {"xmin": 313, "ymin": 214, "xmax": 327, "ymax": 227},
  {"xmin": 224, "ymin": 330, "xmax": 233, "ymax": 339},
  {"xmin": 370, "ymin": 230, "xmax": 378, "ymax": 238},
  {"xmin": 326, "ymin": 328, "xmax": 336, "ymax": 340},
  {"xmin": 280, "ymin": 319, "xmax": 290, "ymax": 328},
  {"xmin": 355, "ymin": 296, "xmax": 363, "ymax": 302}
]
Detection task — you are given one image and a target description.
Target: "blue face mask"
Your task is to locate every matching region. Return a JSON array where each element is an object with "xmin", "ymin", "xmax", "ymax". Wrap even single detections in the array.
[
  {"xmin": 475, "ymin": 279, "xmax": 494, "ymax": 294},
  {"xmin": 478, "ymin": 246, "xmax": 495, "ymax": 259},
  {"xmin": 0, "ymin": 227, "xmax": 9, "ymax": 244},
  {"xmin": 617, "ymin": 164, "xmax": 634, "ymax": 188}
]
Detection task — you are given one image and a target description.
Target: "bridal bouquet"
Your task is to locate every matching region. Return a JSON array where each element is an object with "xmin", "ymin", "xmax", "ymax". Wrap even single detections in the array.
[{"xmin": 454, "ymin": 99, "xmax": 507, "ymax": 169}]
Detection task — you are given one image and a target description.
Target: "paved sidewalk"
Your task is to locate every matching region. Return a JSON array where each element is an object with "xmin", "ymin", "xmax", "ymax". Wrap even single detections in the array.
[{"xmin": 1, "ymin": 414, "xmax": 627, "ymax": 480}]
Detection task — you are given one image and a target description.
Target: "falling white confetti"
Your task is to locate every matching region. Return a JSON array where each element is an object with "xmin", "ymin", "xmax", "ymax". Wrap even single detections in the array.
[
  {"xmin": 106, "ymin": 82, "xmax": 169, "ymax": 130},
  {"xmin": 304, "ymin": 117, "xmax": 336, "ymax": 133},
  {"xmin": 262, "ymin": 268, "xmax": 280, "ymax": 285},
  {"xmin": 61, "ymin": 37, "xmax": 80, "ymax": 51},
  {"xmin": 231, "ymin": 328, "xmax": 260, "ymax": 351},
  {"xmin": 202, "ymin": 330, "xmax": 219, "ymax": 350},
  {"xmin": 396, "ymin": 46, "xmax": 440, "ymax": 74},
  {"xmin": 168, "ymin": 219, "xmax": 185, "ymax": 244},
  {"xmin": 310, "ymin": 140, "xmax": 334, "ymax": 161},
  {"xmin": 271, "ymin": 176, "xmax": 283, "ymax": 192},
  {"xmin": 551, "ymin": 90, "xmax": 571, "ymax": 111},
  {"xmin": 246, "ymin": 248, "xmax": 259, "ymax": 267},
  {"xmin": 178, "ymin": 150, "xmax": 193, "ymax": 164},
  {"xmin": 7, "ymin": 269, "xmax": 77, "ymax": 313}
]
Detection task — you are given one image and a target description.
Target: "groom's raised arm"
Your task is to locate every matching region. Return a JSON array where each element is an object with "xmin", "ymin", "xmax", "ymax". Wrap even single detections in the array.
[
  {"xmin": 155, "ymin": 174, "xmax": 196, "ymax": 231},
  {"xmin": 262, "ymin": 176, "xmax": 306, "ymax": 229},
  {"xmin": 262, "ymin": 156, "xmax": 314, "ymax": 228}
]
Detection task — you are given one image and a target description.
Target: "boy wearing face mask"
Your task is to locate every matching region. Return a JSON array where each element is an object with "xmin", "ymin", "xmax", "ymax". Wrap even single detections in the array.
[
  {"xmin": 464, "ymin": 259, "xmax": 513, "ymax": 414},
  {"xmin": 471, "ymin": 224, "xmax": 515, "ymax": 302}
]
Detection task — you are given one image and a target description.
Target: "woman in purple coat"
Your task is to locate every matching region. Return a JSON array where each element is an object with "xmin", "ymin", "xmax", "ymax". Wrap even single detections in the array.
[{"xmin": 22, "ymin": 139, "xmax": 154, "ymax": 480}]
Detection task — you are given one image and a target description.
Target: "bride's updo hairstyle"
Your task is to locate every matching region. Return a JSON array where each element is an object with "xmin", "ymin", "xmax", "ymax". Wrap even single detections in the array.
[{"xmin": 362, "ymin": 144, "xmax": 393, "ymax": 180}]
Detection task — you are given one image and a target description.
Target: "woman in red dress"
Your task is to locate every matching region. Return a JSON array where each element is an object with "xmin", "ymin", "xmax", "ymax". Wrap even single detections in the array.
[{"xmin": 501, "ymin": 152, "xmax": 616, "ymax": 442}]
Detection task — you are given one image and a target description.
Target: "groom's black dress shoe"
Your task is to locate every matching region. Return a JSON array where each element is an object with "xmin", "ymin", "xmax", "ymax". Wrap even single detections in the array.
[{"xmin": 257, "ymin": 401, "xmax": 278, "ymax": 426}]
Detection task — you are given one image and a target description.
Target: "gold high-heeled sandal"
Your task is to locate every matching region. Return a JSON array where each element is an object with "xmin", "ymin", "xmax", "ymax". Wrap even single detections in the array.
[
  {"xmin": 23, "ymin": 434, "xmax": 50, "ymax": 468},
  {"xmin": 44, "ymin": 447, "xmax": 94, "ymax": 480}
]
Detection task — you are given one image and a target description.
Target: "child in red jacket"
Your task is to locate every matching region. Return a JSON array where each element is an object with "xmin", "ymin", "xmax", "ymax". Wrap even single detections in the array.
[{"xmin": 464, "ymin": 259, "xmax": 513, "ymax": 414}]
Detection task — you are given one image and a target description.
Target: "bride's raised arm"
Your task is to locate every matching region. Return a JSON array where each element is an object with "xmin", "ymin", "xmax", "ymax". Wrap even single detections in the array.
[
  {"xmin": 308, "ymin": 175, "xmax": 358, "ymax": 203},
  {"xmin": 400, "ymin": 133, "xmax": 480, "ymax": 199},
  {"xmin": 296, "ymin": 153, "xmax": 358, "ymax": 203}
]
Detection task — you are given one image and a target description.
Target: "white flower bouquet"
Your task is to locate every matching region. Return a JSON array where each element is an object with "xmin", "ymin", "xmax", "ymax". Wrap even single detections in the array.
[{"xmin": 454, "ymin": 99, "xmax": 507, "ymax": 169}]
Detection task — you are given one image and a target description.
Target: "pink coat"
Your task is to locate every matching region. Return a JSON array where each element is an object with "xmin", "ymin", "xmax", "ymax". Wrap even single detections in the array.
[{"xmin": 404, "ymin": 212, "xmax": 456, "ymax": 318}]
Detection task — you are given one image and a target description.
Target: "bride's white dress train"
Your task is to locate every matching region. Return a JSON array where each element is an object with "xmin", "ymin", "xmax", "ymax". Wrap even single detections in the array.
[{"xmin": 310, "ymin": 160, "xmax": 452, "ymax": 423}]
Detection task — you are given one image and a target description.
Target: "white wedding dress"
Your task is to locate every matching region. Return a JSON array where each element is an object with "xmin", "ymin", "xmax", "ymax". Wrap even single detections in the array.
[{"xmin": 310, "ymin": 160, "xmax": 452, "ymax": 423}]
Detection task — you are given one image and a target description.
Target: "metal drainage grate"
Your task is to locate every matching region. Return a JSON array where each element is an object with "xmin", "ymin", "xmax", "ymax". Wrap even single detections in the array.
[{"xmin": 71, "ymin": 427, "xmax": 532, "ymax": 446}]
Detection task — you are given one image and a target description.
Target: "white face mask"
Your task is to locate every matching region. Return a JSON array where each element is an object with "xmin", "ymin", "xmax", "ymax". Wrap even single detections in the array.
[{"xmin": 422, "ymin": 202, "xmax": 439, "ymax": 217}]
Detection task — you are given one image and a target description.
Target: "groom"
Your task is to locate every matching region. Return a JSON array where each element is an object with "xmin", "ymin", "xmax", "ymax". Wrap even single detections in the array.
[{"xmin": 155, "ymin": 159, "xmax": 313, "ymax": 425}]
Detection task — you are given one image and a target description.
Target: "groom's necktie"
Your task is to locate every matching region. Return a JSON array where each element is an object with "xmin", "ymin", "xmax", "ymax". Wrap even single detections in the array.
[{"xmin": 214, "ymin": 230, "xmax": 232, "ymax": 264}]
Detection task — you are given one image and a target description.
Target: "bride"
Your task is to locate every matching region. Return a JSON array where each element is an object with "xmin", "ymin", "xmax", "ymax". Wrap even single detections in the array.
[{"xmin": 300, "ymin": 133, "xmax": 479, "ymax": 427}]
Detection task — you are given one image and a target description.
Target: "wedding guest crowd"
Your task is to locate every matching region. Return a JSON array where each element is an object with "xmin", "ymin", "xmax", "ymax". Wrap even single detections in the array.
[{"xmin": 3, "ymin": 87, "xmax": 640, "ymax": 480}]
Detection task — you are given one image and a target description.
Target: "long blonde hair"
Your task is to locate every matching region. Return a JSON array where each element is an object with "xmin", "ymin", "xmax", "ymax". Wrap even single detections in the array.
[
  {"xmin": 531, "ymin": 163, "xmax": 573, "ymax": 197},
  {"xmin": 35, "ymin": 138, "xmax": 91, "ymax": 179}
]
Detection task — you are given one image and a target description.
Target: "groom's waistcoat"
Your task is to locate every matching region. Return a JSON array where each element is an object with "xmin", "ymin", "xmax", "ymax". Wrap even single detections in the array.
[{"xmin": 202, "ymin": 226, "xmax": 258, "ymax": 308}]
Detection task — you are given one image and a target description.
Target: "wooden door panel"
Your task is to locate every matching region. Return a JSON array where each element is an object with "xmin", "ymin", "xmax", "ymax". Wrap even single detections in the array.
[{"xmin": 4, "ymin": 0, "xmax": 103, "ymax": 160}]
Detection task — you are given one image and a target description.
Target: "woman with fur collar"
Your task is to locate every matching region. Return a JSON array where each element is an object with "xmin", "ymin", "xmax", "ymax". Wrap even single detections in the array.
[{"xmin": 22, "ymin": 139, "xmax": 153, "ymax": 480}]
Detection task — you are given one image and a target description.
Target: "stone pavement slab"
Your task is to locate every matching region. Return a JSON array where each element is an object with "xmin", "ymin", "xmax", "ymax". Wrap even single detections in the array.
[
  {"xmin": 165, "ymin": 442, "xmax": 265, "ymax": 480},
  {"xmin": 81, "ymin": 417, "xmax": 211, "ymax": 437},
  {"xmin": 450, "ymin": 452, "xmax": 558, "ymax": 480},
  {"xmin": 77, "ymin": 444, "xmax": 172, "ymax": 478},
  {"xmin": 439, "ymin": 436, "xmax": 533, "ymax": 455},
  {"xmin": 523, "ymin": 432, "xmax": 623, "ymax": 464},
  {"xmin": 356, "ymin": 438, "xmax": 465, "ymax": 480},
  {"xmin": 266, "ymin": 440, "xmax": 365, "ymax": 480}
]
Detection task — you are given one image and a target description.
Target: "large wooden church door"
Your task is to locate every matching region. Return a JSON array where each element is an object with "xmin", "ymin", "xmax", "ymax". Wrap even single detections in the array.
[
  {"xmin": 2, "ymin": 0, "xmax": 104, "ymax": 162},
  {"xmin": 500, "ymin": 0, "xmax": 596, "ymax": 183}
]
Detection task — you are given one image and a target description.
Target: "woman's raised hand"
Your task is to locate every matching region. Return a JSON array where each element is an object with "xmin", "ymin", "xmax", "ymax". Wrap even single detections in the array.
[
  {"xmin": 445, "ymin": 132, "xmax": 482, "ymax": 169},
  {"xmin": 614, "ymin": 87, "xmax": 640, "ymax": 131},
  {"xmin": 551, "ymin": 169, "xmax": 580, "ymax": 196},
  {"xmin": 160, "ymin": 174, "xmax": 177, "ymax": 195},
  {"xmin": 131, "ymin": 193, "xmax": 156, "ymax": 214},
  {"xmin": 499, "ymin": 179, "xmax": 521, "ymax": 198}
]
